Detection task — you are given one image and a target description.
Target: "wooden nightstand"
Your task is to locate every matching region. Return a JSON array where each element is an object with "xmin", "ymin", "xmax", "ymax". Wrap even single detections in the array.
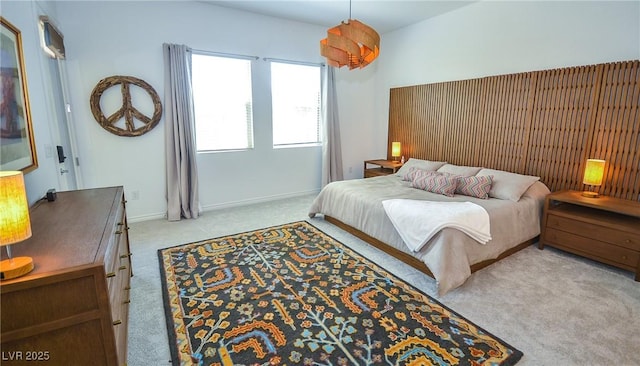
[
  {"xmin": 539, "ymin": 190, "xmax": 640, "ymax": 281},
  {"xmin": 364, "ymin": 159, "xmax": 403, "ymax": 178}
]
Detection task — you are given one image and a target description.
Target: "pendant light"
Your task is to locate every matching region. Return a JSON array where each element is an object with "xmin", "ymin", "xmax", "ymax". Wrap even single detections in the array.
[{"xmin": 320, "ymin": 0, "xmax": 380, "ymax": 69}]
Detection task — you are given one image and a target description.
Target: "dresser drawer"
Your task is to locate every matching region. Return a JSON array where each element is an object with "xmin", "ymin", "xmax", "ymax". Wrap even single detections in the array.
[
  {"xmin": 546, "ymin": 214, "xmax": 640, "ymax": 251},
  {"xmin": 104, "ymin": 204, "xmax": 126, "ymax": 280},
  {"xmin": 107, "ymin": 218, "xmax": 131, "ymax": 363},
  {"xmin": 545, "ymin": 227, "xmax": 640, "ymax": 269}
]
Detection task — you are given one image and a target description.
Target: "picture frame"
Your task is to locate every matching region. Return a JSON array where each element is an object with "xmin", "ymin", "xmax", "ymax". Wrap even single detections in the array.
[{"xmin": 1, "ymin": 17, "xmax": 37, "ymax": 173}]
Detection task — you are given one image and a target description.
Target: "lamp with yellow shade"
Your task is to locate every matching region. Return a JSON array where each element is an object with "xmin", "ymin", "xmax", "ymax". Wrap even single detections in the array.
[
  {"xmin": 582, "ymin": 159, "xmax": 605, "ymax": 198},
  {"xmin": 0, "ymin": 171, "xmax": 34, "ymax": 280},
  {"xmin": 391, "ymin": 141, "xmax": 401, "ymax": 161}
]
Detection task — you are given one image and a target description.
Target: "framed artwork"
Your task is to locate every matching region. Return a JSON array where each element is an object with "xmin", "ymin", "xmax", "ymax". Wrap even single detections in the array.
[{"xmin": 1, "ymin": 17, "xmax": 37, "ymax": 173}]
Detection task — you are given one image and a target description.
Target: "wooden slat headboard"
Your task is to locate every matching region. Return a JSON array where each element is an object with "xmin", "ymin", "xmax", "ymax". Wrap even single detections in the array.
[{"xmin": 388, "ymin": 60, "xmax": 639, "ymax": 201}]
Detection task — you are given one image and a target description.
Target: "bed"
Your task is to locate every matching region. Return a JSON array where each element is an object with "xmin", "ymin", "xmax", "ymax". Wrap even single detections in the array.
[{"xmin": 309, "ymin": 160, "xmax": 551, "ymax": 295}]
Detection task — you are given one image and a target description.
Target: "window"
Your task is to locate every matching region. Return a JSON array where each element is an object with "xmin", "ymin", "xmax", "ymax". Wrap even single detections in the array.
[
  {"xmin": 270, "ymin": 62, "xmax": 321, "ymax": 147},
  {"xmin": 192, "ymin": 53, "xmax": 254, "ymax": 151}
]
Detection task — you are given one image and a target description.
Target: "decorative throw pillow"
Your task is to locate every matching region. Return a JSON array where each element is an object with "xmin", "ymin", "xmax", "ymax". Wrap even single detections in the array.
[
  {"xmin": 401, "ymin": 167, "xmax": 418, "ymax": 181},
  {"xmin": 411, "ymin": 170, "xmax": 458, "ymax": 197},
  {"xmin": 401, "ymin": 167, "xmax": 433, "ymax": 182},
  {"xmin": 456, "ymin": 175, "xmax": 493, "ymax": 199},
  {"xmin": 396, "ymin": 158, "xmax": 447, "ymax": 177},
  {"xmin": 476, "ymin": 168, "xmax": 540, "ymax": 201}
]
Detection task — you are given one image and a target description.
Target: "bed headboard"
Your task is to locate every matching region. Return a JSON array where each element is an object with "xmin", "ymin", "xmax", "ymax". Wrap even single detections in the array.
[{"xmin": 388, "ymin": 60, "xmax": 639, "ymax": 201}]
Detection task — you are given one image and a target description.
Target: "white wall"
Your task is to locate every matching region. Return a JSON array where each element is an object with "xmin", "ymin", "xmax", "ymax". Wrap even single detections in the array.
[
  {"xmin": 52, "ymin": 1, "xmax": 339, "ymax": 220},
  {"xmin": 373, "ymin": 0, "xmax": 640, "ymax": 159},
  {"xmin": 1, "ymin": 0, "xmax": 65, "ymax": 203}
]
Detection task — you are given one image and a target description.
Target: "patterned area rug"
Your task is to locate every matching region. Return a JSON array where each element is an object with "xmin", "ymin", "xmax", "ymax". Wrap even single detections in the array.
[{"xmin": 158, "ymin": 221, "xmax": 523, "ymax": 365}]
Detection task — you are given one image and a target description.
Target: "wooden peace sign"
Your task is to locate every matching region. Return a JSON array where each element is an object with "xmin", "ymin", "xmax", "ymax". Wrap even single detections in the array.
[{"xmin": 90, "ymin": 75, "xmax": 162, "ymax": 137}]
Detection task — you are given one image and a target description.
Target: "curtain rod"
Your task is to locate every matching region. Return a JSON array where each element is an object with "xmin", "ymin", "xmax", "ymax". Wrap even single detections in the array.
[
  {"xmin": 189, "ymin": 48, "xmax": 259, "ymax": 61},
  {"xmin": 263, "ymin": 57, "xmax": 325, "ymax": 67}
]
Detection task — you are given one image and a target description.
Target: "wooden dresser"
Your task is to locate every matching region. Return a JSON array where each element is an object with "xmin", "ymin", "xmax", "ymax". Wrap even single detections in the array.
[
  {"xmin": 0, "ymin": 187, "xmax": 132, "ymax": 365},
  {"xmin": 539, "ymin": 190, "xmax": 640, "ymax": 280}
]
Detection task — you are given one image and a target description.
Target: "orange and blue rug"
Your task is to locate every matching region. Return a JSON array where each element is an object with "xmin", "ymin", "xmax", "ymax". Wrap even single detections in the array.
[{"xmin": 159, "ymin": 221, "xmax": 522, "ymax": 365}]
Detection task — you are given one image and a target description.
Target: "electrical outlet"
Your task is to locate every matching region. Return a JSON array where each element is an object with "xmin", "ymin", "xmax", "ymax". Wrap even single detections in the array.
[
  {"xmin": 131, "ymin": 190, "xmax": 140, "ymax": 200},
  {"xmin": 348, "ymin": 166, "xmax": 353, "ymax": 174}
]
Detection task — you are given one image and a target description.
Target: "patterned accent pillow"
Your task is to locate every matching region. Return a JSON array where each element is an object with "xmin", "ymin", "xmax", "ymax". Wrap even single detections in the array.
[
  {"xmin": 401, "ymin": 167, "xmax": 421, "ymax": 182},
  {"xmin": 456, "ymin": 175, "xmax": 494, "ymax": 199},
  {"xmin": 411, "ymin": 170, "xmax": 458, "ymax": 197}
]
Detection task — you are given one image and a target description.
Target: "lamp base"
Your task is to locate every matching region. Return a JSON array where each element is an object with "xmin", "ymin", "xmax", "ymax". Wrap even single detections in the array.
[
  {"xmin": 0, "ymin": 256, "xmax": 34, "ymax": 280},
  {"xmin": 581, "ymin": 191, "xmax": 600, "ymax": 198}
]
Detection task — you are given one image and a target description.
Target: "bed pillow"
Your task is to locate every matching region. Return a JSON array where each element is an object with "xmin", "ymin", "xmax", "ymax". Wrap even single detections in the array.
[
  {"xmin": 411, "ymin": 170, "xmax": 458, "ymax": 197},
  {"xmin": 396, "ymin": 158, "xmax": 447, "ymax": 177},
  {"xmin": 476, "ymin": 168, "xmax": 540, "ymax": 201},
  {"xmin": 437, "ymin": 164, "xmax": 482, "ymax": 176},
  {"xmin": 455, "ymin": 175, "xmax": 493, "ymax": 199}
]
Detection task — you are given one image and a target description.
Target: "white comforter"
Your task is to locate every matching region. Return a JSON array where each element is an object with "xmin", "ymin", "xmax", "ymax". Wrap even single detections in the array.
[{"xmin": 308, "ymin": 175, "xmax": 550, "ymax": 295}]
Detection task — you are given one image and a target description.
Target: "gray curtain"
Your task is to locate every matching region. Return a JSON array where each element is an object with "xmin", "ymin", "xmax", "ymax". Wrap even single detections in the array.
[
  {"xmin": 321, "ymin": 66, "xmax": 343, "ymax": 186},
  {"xmin": 163, "ymin": 43, "xmax": 200, "ymax": 221}
]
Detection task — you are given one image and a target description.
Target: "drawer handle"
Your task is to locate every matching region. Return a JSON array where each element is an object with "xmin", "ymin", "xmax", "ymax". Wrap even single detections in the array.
[
  {"xmin": 123, "ymin": 299, "xmax": 131, "ymax": 304},
  {"xmin": 115, "ymin": 230, "xmax": 122, "ymax": 235},
  {"xmin": 119, "ymin": 265, "xmax": 127, "ymax": 271},
  {"xmin": 120, "ymin": 253, "xmax": 132, "ymax": 259},
  {"xmin": 106, "ymin": 272, "xmax": 116, "ymax": 278},
  {"xmin": 124, "ymin": 286, "xmax": 131, "ymax": 290},
  {"xmin": 622, "ymin": 255, "xmax": 628, "ymax": 260},
  {"xmin": 113, "ymin": 320, "xmax": 122, "ymax": 326},
  {"xmin": 626, "ymin": 239, "xmax": 632, "ymax": 244}
]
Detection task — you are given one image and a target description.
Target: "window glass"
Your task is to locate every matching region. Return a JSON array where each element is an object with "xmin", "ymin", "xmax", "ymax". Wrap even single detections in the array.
[
  {"xmin": 192, "ymin": 54, "xmax": 254, "ymax": 151},
  {"xmin": 271, "ymin": 62, "xmax": 321, "ymax": 147}
]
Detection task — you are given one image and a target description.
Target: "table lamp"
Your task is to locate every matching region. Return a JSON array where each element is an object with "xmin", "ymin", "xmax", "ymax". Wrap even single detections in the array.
[
  {"xmin": 391, "ymin": 142, "xmax": 401, "ymax": 161},
  {"xmin": 582, "ymin": 159, "xmax": 605, "ymax": 198},
  {"xmin": 0, "ymin": 171, "xmax": 34, "ymax": 280}
]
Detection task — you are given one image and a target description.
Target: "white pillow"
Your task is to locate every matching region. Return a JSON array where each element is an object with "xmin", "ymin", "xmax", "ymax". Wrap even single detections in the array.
[
  {"xmin": 437, "ymin": 164, "xmax": 482, "ymax": 176},
  {"xmin": 476, "ymin": 168, "xmax": 540, "ymax": 201},
  {"xmin": 395, "ymin": 158, "xmax": 446, "ymax": 177}
]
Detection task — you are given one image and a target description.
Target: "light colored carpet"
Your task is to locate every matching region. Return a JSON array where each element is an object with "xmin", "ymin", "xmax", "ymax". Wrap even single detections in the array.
[{"xmin": 127, "ymin": 194, "xmax": 640, "ymax": 365}]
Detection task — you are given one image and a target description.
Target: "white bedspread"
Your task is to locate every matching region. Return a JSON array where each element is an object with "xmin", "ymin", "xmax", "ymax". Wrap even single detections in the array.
[
  {"xmin": 382, "ymin": 199, "xmax": 491, "ymax": 252},
  {"xmin": 309, "ymin": 175, "xmax": 550, "ymax": 295}
]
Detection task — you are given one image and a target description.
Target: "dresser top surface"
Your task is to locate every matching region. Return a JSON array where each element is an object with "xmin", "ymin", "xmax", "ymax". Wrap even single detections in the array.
[{"xmin": 1, "ymin": 187, "xmax": 123, "ymax": 285}]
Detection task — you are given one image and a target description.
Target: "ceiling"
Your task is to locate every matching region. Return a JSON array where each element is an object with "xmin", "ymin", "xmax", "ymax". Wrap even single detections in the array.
[{"xmin": 201, "ymin": 1, "xmax": 475, "ymax": 34}]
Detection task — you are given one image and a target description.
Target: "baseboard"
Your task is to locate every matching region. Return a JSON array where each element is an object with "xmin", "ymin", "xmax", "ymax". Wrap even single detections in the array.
[
  {"xmin": 200, "ymin": 189, "xmax": 320, "ymax": 212},
  {"xmin": 127, "ymin": 212, "xmax": 166, "ymax": 223},
  {"xmin": 127, "ymin": 189, "xmax": 320, "ymax": 223}
]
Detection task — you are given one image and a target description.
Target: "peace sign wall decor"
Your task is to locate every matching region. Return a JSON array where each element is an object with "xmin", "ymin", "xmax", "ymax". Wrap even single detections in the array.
[{"xmin": 90, "ymin": 75, "xmax": 162, "ymax": 137}]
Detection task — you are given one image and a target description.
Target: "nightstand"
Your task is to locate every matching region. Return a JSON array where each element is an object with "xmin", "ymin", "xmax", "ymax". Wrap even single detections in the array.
[
  {"xmin": 364, "ymin": 159, "xmax": 403, "ymax": 178},
  {"xmin": 539, "ymin": 190, "xmax": 640, "ymax": 281}
]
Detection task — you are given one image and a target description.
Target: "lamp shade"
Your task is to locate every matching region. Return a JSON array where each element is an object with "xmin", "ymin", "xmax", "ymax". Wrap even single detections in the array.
[
  {"xmin": 0, "ymin": 171, "xmax": 32, "ymax": 246},
  {"xmin": 320, "ymin": 19, "xmax": 380, "ymax": 70},
  {"xmin": 391, "ymin": 142, "xmax": 401, "ymax": 158},
  {"xmin": 583, "ymin": 159, "xmax": 605, "ymax": 186}
]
